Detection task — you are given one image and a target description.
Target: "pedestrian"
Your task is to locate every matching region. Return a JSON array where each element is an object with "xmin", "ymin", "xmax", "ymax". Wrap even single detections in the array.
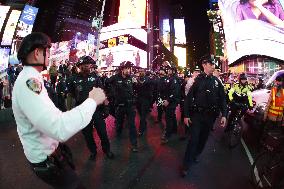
[
  {"xmin": 12, "ymin": 32, "xmax": 106, "ymax": 189},
  {"xmin": 181, "ymin": 55, "xmax": 227, "ymax": 177},
  {"xmin": 48, "ymin": 60, "xmax": 58, "ymax": 89}
]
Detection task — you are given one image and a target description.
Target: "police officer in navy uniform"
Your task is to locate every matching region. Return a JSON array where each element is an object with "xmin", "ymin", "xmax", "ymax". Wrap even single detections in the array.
[
  {"xmin": 67, "ymin": 56, "xmax": 114, "ymax": 160},
  {"xmin": 158, "ymin": 64, "xmax": 180, "ymax": 144},
  {"xmin": 56, "ymin": 75, "xmax": 68, "ymax": 112},
  {"xmin": 107, "ymin": 61, "xmax": 138, "ymax": 152},
  {"xmin": 181, "ymin": 55, "xmax": 227, "ymax": 177},
  {"xmin": 12, "ymin": 32, "xmax": 106, "ymax": 188},
  {"xmin": 135, "ymin": 68, "xmax": 154, "ymax": 136}
]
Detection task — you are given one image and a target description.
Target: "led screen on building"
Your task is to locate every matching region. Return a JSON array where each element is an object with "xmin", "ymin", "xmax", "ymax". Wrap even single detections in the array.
[
  {"xmin": 0, "ymin": 48, "xmax": 10, "ymax": 72},
  {"xmin": 1, "ymin": 10, "xmax": 21, "ymax": 46},
  {"xmin": 174, "ymin": 46, "xmax": 186, "ymax": 67},
  {"xmin": 219, "ymin": 0, "xmax": 284, "ymax": 64},
  {"xmin": 99, "ymin": 44, "xmax": 147, "ymax": 68},
  {"xmin": 162, "ymin": 19, "xmax": 170, "ymax": 50},
  {"xmin": 174, "ymin": 19, "xmax": 186, "ymax": 45},
  {"xmin": 0, "ymin": 6, "xmax": 10, "ymax": 33},
  {"xmin": 118, "ymin": 0, "xmax": 146, "ymax": 26},
  {"xmin": 15, "ymin": 5, "xmax": 38, "ymax": 38}
]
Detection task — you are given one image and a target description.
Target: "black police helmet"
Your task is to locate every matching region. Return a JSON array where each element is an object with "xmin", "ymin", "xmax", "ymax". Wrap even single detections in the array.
[
  {"xmin": 239, "ymin": 73, "xmax": 247, "ymax": 81},
  {"xmin": 119, "ymin": 61, "xmax": 134, "ymax": 69},
  {"xmin": 76, "ymin": 56, "xmax": 96, "ymax": 67},
  {"xmin": 17, "ymin": 32, "xmax": 51, "ymax": 63}
]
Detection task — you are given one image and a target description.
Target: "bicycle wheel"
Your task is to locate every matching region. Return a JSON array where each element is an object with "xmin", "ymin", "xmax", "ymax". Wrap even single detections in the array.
[
  {"xmin": 228, "ymin": 123, "xmax": 242, "ymax": 149},
  {"xmin": 251, "ymin": 151, "xmax": 282, "ymax": 188}
]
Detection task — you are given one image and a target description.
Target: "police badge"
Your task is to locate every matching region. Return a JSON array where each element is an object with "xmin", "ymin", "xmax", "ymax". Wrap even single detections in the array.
[{"xmin": 26, "ymin": 78, "xmax": 42, "ymax": 94}]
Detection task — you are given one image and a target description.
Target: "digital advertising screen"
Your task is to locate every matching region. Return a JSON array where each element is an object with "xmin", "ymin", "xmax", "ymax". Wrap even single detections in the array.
[
  {"xmin": 49, "ymin": 41, "xmax": 71, "ymax": 65},
  {"xmin": 99, "ymin": 44, "xmax": 147, "ymax": 68},
  {"xmin": 174, "ymin": 19, "xmax": 186, "ymax": 45},
  {"xmin": 118, "ymin": 0, "xmax": 147, "ymax": 26},
  {"xmin": 218, "ymin": 0, "xmax": 284, "ymax": 64},
  {"xmin": 1, "ymin": 10, "xmax": 21, "ymax": 46},
  {"xmin": 174, "ymin": 46, "xmax": 187, "ymax": 67},
  {"xmin": 162, "ymin": 19, "xmax": 170, "ymax": 50},
  {"xmin": 0, "ymin": 48, "xmax": 10, "ymax": 72},
  {"xmin": 15, "ymin": 5, "xmax": 38, "ymax": 38},
  {"xmin": 0, "ymin": 6, "xmax": 10, "ymax": 32}
]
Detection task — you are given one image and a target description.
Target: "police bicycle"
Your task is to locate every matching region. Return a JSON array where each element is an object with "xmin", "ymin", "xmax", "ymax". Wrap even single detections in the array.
[
  {"xmin": 251, "ymin": 129, "xmax": 284, "ymax": 188},
  {"xmin": 226, "ymin": 102, "xmax": 248, "ymax": 149}
]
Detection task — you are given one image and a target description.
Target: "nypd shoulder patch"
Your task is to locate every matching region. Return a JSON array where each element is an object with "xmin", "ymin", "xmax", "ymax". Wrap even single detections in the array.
[{"xmin": 26, "ymin": 78, "xmax": 42, "ymax": 94}]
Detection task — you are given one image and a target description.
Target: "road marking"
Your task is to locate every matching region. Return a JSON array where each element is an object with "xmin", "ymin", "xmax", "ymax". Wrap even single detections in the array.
[{"xmin": 241, "ymin": 138, "xmax": 263, "ymax": 187}]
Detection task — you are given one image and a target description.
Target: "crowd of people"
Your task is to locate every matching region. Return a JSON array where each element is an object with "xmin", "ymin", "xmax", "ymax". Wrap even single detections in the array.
[{"xmin": 9, "ymin": 32, "xmax": 284, "ymax": 188}]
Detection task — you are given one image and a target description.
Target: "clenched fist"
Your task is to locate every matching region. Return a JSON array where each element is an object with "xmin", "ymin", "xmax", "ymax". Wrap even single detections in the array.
[{"xmin": 89, "ymin": 87, "xmax": 106, "ymax": 105}]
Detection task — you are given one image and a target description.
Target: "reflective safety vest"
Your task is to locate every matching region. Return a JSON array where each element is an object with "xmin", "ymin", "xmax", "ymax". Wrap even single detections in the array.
[{"xmin": 267, "ymin": 87, "xmax": 284, "ymax": 122}]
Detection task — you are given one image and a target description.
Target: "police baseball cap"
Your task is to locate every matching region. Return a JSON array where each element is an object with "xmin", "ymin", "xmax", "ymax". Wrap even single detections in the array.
[
  {"xmin": 119, "ymin": 61, "xmax": 134, "ymax": 69},
  {"xmin": 17, "ymin": 32, "xmax": 51, "ymax": 63},
  {"xmin": 200, "ymin": 54, "xmax": 218, "ymax": 65},
  {"xmin": 194, "ymin": 65, "xmax": 201, "ymax": 71}
]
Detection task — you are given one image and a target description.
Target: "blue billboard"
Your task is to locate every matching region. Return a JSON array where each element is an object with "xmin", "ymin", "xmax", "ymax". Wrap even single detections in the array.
[{"xmin": 15, "ymin": 5, "xmax": 38, "ymax": 38}]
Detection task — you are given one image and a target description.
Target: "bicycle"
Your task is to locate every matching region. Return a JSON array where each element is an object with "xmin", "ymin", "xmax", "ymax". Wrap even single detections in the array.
[
  {"xmin": 226, "ymin": 103, "xmax": 248, "ymax": 149},
  {"xmin": 251, "ymin": 130, "xmax": 284, "ymax": 188}
]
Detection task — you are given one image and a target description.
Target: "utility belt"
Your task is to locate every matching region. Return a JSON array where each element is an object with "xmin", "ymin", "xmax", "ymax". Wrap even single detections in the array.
[
  {"xmin": 192, "ymin": 106, "xmax": 219, "ymax": 115},
  {"xmin": 29, "ymin": 143, "xmax": 75, "ymax": 176}
]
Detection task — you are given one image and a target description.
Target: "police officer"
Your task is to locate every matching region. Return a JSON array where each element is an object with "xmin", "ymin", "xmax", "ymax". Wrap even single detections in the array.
[
  {"xmin": 107, "ymin": 61, "xmax": 138, "ymax": 152},
  {"xmin": 12, "ymin": 32, "xmax": 106, "ymax": 188},
  {"xmin": 155, "ymin": 67, "xmax": 167, "ymax": 123},
  {"xmin": 166, "ymin": 66, "xmax": 180, "ymax": 135},
  {"xmin": 181, "ymin": 55, "xmax": 227, "ymax": 177},
  {"xmin": 158, "ymin": 64, "xmax": 180, "ymax": 144},
  {"xmin": 225, "ymin": 73, "xmax": 253, "ymax": 132},
  {"xmin": 135, "ymin": 68, "xmax": 154, "ymax": 136},
  {"xmin": 56, "ymin": 75, "xmax": 68, "ymax": 112},
  {"xmin": 67, "ymin": 56, "xmax": 114, "ymax": 160}
]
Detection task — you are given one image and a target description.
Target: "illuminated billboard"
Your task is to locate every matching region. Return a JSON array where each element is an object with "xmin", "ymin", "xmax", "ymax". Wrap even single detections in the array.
[
  {"xmin": 1, "ymin": 10, "xmax": 21, "ymax": 46},
  {"xmin": 174, "ymin": 19, "xmax": 186, "ymax": 45},
  {"xmin": 0, "ymin": 48, "xmax": 10, "ymax": 72},
  {"xmin": 118, "ymin": 0, "xmax": 146, "ymax": 26},
  {"xmin": 0, "ymin": 6, "xmax": 10, "ymax": 32},
  {"xmin": 49, "ymin": 41, "xmax": 71, "ymax": 65},
  {"xmin": 15, "ymin": 5, "xmax": 38, "ymax": 38},
  {"xmin": 218, "ymin": 0, "xmax": 284, "ymax": 64},
  {"xmin": 99, "ymin": 44, "xmax": 147, "ymax": 68},
  {"xmin": 174, "ymin": 46, "xmax": 186, "ymax": 67},
  {"xmin": 162, "ymin": 19, "xmax": 170, "ymax": 50}
]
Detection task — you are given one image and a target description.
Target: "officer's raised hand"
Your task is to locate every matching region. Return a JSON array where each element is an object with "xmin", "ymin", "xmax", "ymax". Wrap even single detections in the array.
[
  {"xmin": 184, "ymin": 117, "xmax": 192, "ymax": 127},
  {"xmin": 89, "ymin": 87, "xmax": 106, "ymax": 105},
  {"xmin": 220, "ymin": 117, "xmax": 226, "ymax": 127}
]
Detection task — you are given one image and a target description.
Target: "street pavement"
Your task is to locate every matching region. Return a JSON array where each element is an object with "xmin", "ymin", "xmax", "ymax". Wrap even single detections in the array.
[{"xmin": 0, "ymin": 106, "xmax": 254, "ymax": 189}]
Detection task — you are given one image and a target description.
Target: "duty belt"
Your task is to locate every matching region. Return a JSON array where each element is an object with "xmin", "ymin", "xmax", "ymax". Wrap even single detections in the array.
[{"xmin": 193, "ymin": 106, "xmax": 218, "ymax": 114}]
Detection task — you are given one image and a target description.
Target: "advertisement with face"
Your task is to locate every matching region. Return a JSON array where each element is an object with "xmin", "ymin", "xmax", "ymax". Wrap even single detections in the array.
[{"xmin": 218, "ymin": 0, "xmax": 284, "ymax": 64}]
